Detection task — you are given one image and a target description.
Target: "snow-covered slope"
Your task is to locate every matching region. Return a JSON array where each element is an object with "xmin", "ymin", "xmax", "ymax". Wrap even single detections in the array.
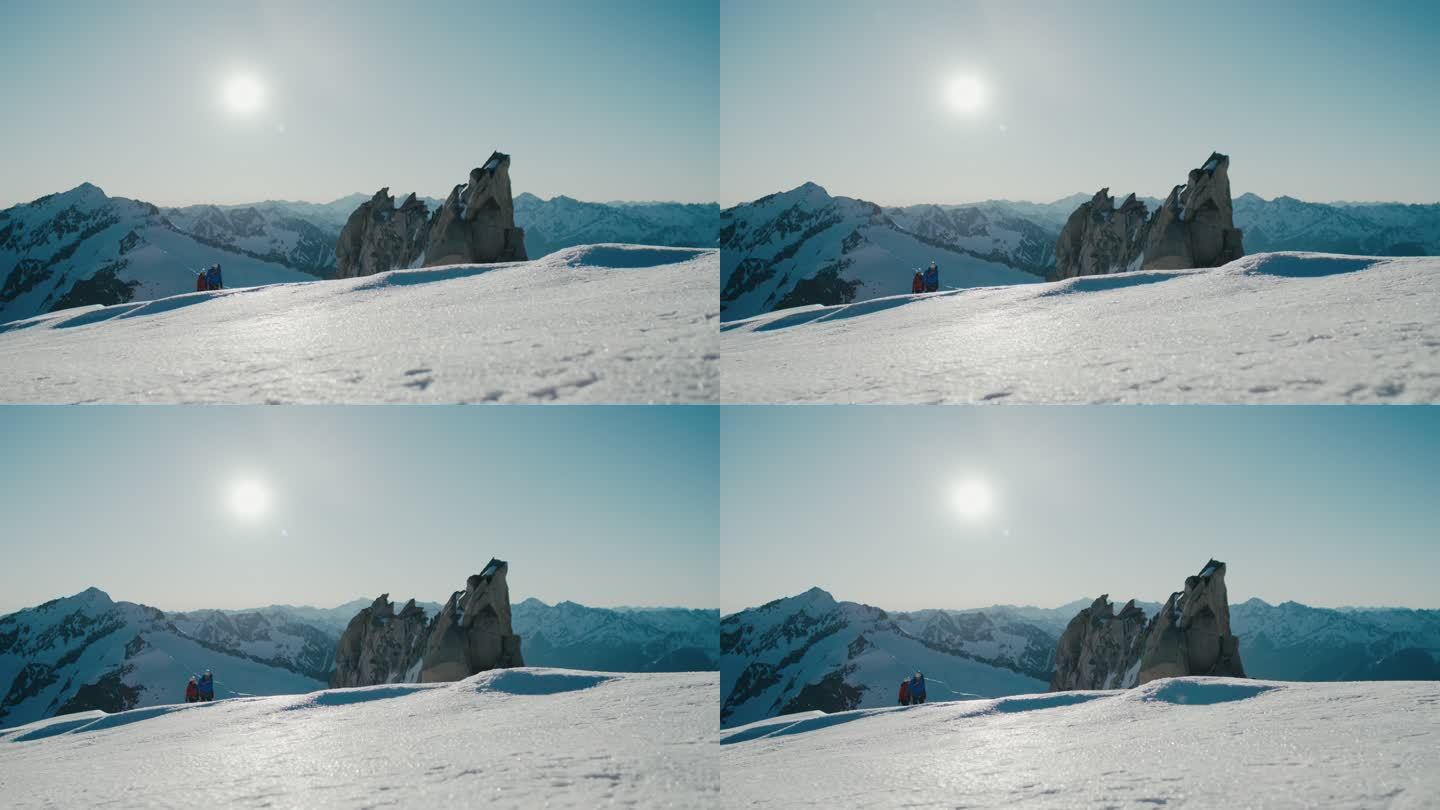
[
  {"xmin": 516, "ymin": 193, "xmax": 717, "ymax": 258},
  {"xmin": 0, "ymin": 588, "xmax": 325, "ymax": 729},
  {"xmin": 0, "ymin": 668, "xmax": 719, "ymax": 809},
  {"xmin": 0, "ymin": 244, "xmax": 718, "ymax": 403},
  {"xmin": 722, "ymin": 252, "xmax": 1440, "ymax": 403},
  {"xmin": 720, "ymin": 677, "xmax": 1439, "ymax": 808},
  {"xmin": 513, "ymin": 598, "xmax": 719, "ymax": 673},
  {"xmin": 0, "ymin": 184, "xmax": 315, "ymax": 322},
  {"xmin": 720, "ymin": 183, "xmax": 1044, "ymax": 320},
  {"xmin": 720, "ymin": 588, "xmax": 1052, "ymax": 728}
]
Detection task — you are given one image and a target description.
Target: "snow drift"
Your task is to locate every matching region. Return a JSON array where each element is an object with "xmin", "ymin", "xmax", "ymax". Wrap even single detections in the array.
[
  {"xmin": 0, "ymin": 668, "xmax": 720, "ymax": 808},
  {"xmin": 0, "ymin": 244, "xmax": 718, "ymax": 403},
  {"xmin": 720, "ymin": 677, "xmax": 1440, "ymax": 808},
  {"xmin": 721, "ymin": 252, "xmax": 1440, "ymax": 403}
]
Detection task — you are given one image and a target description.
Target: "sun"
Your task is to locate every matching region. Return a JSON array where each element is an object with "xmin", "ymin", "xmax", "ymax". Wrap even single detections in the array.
[
  {"xmin": 945, "ymin": 75, "xmax": 986, "ymax": 115},
  {"xmin": 222, "ymin": 74, "xmax": 265, "ymax": 115},
  {"xmin": 949, "ymin": 477, "xmax": 994, "ymax": 522},
  {"xmin": 229, "ymin": 479, "xmax": 270, "ymax": 520}
]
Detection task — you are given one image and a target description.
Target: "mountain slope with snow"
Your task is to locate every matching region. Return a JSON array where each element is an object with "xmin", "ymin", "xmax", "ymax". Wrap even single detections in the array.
[
  {"xmin": 722, "ymin": 252, "xmax": 1440, "ymax": 403},
  {"xmin": 513, "ymin": 598, "xmax": 718, "ymax": 672},
  {"xmin": 516, "ymin": 193, "xmax": 717, "ymax": 258},
  {"xmin": 720, "ymin": 589, "xmax": 1051, "ymax": 728},
  {"xmin": 0, "ymin": 668, "xmax": 719, "ymax": 809},
  {"xmin": 720, "ymin": 677, "xmax": 1440, "ymax": 808},
  {"xmin": 0, "ymin": 588, "xmax": 325, "ymax": 729},
  {"xmin": 0, "ymin": 244, "xmax": 718, "ymax": 403}
]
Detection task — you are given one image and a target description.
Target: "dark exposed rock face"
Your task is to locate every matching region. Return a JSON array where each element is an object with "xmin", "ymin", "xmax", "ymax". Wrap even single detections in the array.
[
  {"xmin": 329, "ymin": 594, "xmax": 430, "ymax": 688},
  {"xmin": 423, "ymin": 152, "xmax": 527, "ymax": 266},
  {"xmin": 420, "ymin": 560, "xmax": 524, "ymax": 682},
  {"xmin": 1049, "ymin": 595, "xmax": 1148, "ymax": 690},
  {"xmin": 1051, "ymin": 559, "xmax": 1246, "ymax": 692},
  {"xmin": 1054, "ymin": 153, "xmax": 1244, "ymax": 279},
  {"xmin": 1137, "ymin": 559, "xmax": 1246, "ymax": 684},
  {"xmin": 330, "ymin": 559, "xmax": 523, "ymax": 689},
  {"xmin": 334, "ymin": 188, "xmax": 431, "ymax": 278}
]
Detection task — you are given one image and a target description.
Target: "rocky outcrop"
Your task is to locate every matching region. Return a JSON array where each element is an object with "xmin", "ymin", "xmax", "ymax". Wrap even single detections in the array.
[
  {"xmin": 329, "ymin": 594, "xmax": 430, "ymax": 688},
  {"xmin": 1143, "ymin": 153, "xmax": 1245, "ymax": 271},
  {"xmin": 424, "ymin": 152, "xmax": 527, "ymax": 266},
  {"xmin": 1049, "ymin": 594, "xmax": 1148, "ymax": 690},
  {"xmin": 1051, "ymin": 559, "xmax": 1246, "ymax": 692},
  {"xmin": 1136, "ymin": 559, "xmax": 1246, "ymax": 684},
  {"xmin": 334, "ymin": 189, "xmax": 431, "ymax": 278},
  {"xmin": 1053, "ymin": 188, "xmax": 1149, "ymax": 279},
  {"xmin": 420, "ymin": 559, "xmax": 524, "ymax": 682},
  {"xmin": 330, "ymin": 560, "xmax": 523, "ymax": 689},
  {"xmin": 1053, "ymin": 152, "xmax": 1244, "ymax": 279}
]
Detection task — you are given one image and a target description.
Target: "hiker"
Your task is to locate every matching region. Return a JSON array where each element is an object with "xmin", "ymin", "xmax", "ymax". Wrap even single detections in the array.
[
  {"xmin": 911, "ymin": 269, "xmax": 924, "ymax": 294},
  {"xmin": 923, "ymin": 261, "xmax": 939, "ymax": 293},
  {"xmin": 198, "ymin": 670, "xmax": 215, "ymax": 702},
  {"xmin": 206, "ymin": 264, "xmax": 223, "ymax": 291},
  {"xmin": 910, "ymin": 672, "xmax": 927, "ymax": 705},
  {"xmin": 898, "ymin": 678, "xmax": 911, "ymax": 706},
  {"xmin": 185, "ymin": 676, "xmax": 199, "ymax": 704},
  {"xmin": 196, "ymin": 271, "xmax": 208, "ymax": 292}
]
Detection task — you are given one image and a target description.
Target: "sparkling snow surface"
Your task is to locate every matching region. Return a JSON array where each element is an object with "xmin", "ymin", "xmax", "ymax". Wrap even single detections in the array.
[
  {"xmin": 0, "ymin": 668, "xmax": 719, "ymax": 809},
  {"xmin": 0, "ymin": 244, "xmax": 717, "ymax": 403},
  {"xmin": 720, "ymin": 677, "xmax": 1440, "ymax": 808},
  {"xmin": 721, "ymin": 253, "xmax": 1440, "ymax": 403}
]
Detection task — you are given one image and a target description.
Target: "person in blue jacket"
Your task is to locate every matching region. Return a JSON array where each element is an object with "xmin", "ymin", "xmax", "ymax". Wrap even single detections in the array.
[
  {"xmin": 206, "ymin": 264, "xmax": 223, "ymax": 291},
  {"xmin": 909, "ymin": 672, "xmax": 927, "ymax": 705},
  {"xmin": 923, "ymin": 261, "xmax": 939, "ymax": 293},
  {"xmin": 198, "ymin": 669, "xmax": 215, "ymax": 702}
]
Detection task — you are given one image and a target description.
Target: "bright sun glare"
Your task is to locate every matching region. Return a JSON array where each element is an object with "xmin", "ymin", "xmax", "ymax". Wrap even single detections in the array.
[
  {"xmin": 950, "ymin": 478, "xmax": 994, "ymax": 522},
  {"xmin": 222, "ymin": 74, "xmax": 265, "ymax": 115},
  {"xmin": 229, "ymin": 479, "xmax": 270, "ymax": 520},
  {"xmin": 945, "ymin": 75, "xmax": 986, "ymax": 115}
]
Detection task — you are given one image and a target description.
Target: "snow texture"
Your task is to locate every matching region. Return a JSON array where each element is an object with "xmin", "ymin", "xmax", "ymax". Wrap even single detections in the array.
[
  {"xmin": 0, "ymin": 244, "xmax": 718, "ymax": 403},
  {"xmin": 719, "ymin": 677, "xmax": 1440, "ymax": 808},
  {"xmin": 721, "ymin": 253, "xmax": 1440, "ymax": 403},
  {"xmin": 0, "ymin": 668, "xmax": 720, "ymax": 809}
]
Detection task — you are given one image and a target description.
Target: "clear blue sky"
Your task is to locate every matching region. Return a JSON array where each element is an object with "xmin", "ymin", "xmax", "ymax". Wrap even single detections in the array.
[
  {"xmin": 721, "ymin": 0, "xmax": 1440, "ymax": 206},
  {"xmin": 721, "ymin": 406, "xmax": 1440, "ymax": 614},
  {"xmin": 0, "ymin": 406, "xmax": 718, "ymax": 614},
  {"xmin": 0, "ymin": 0, "xmax": 717, "ymax": 207}
]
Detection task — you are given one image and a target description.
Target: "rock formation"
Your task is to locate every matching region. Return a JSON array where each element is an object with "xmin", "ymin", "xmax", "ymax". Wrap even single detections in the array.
[
  {"xmin": 1049, "ymin": 594, "xmax": 1148, "ymax": 691},
  {"xmin": 329, "ymin": 559, "xmax": 524, "ymax": 689},
  {"xmin": 1136, "ymin": 559, "xmax": 1246, "ymax": 684},
  {"xmin": 1142, "ymin": 153, "xmax": 1245, "ymax": 271},
  {"xmin": 423, "ymin": 152, "xmax": 528, "ymax": 266},
  {"xmin": 334, "ymin": 188, "xmax": 431, "ymax": 278},
  {"xmin": 1053, "ymin": 152, "xmax": 1244, "ymax": 279},
  {"xmin": 1050, "ymin": 559, "xmax": 1246, "ymax": 692},
  {"xmin": 330, "ymin": 594, "xmax": 430, "ymax": 687},
  {"xmin": 420, "ymin": 558, "xmax": 524, "ymax": 682},
  {"xmin": 1053, "ymin": 188, "xmax": 1149, "ymax": 279}
]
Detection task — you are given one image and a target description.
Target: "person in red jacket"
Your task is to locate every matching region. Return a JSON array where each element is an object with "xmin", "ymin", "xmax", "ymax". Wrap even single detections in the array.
[
  {"xmin": 911, "ymin": 270, "xmax": 924, "ymax": 295},
  {"xmin": 185, "ymin": 676, "xmax": 199, "ymax": 703},
  {"xmin": 898, "ymin": 678, "xmax": 911, "ymax": 706},
  {"xmin": 196, "ymin": 272, "xmax": 208, "ymax": 292}
]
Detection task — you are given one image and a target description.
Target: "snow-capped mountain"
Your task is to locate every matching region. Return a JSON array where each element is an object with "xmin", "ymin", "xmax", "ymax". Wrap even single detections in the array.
[
  {"xmin": 0, "ymin": 669, "xmax": 720, "ymax": 809},
  {"xmin": 0, "ymin": 588, "xmax": 326, "ymax": 729},
  {"xmin": 515, "ymin": 193, "xmax": 717, "ymax": 258},
  {"xmin": 1234, "ymin": 193, "xmax": 1440, "ymax": 256},
  {"xmin": 720, "ymin": 183, "xmax": 1044, "ymax": 320},
  {"xmin": 720, "ymin": 677, "xmax": 1440, "ymax": 808},
  {"xmin": 159, "ymin": 201, "xmax": 353, "ymax": 278},
  {"xmin": 0, "ymin": 184, "xmax": 314, "ymax": 323},
  {"xmin": 723, "ymin": 587, "xmax": 1440, "ymax": 729},
  {"xmin": 719, "ymin": 588, "xmax": 1051, "ymax": 728},
  {"xmin": 511, "ymin": 598, "xmax": 718, "ymax": 673}
]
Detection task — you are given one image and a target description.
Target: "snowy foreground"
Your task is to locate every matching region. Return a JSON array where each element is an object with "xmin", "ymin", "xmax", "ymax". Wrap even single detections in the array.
[
  {"xmin": 720, "ymin": 677, "xmax": 1440, "ymax": 808},
  {"xmin": 0, "ymin": 668, "xmax": 719, "ymax": 809},
  {"xmin": 0, "ymin": 244, "xmax": 718, "ymax": 403},
  {"xmin": 722, "ymin": 253, "xmax": 1440, "ymax": 403}
]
